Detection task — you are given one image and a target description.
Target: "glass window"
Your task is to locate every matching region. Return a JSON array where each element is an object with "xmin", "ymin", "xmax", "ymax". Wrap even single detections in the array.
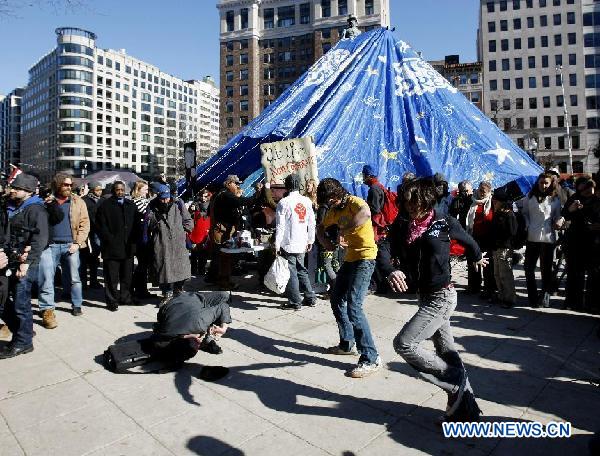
[
  {"xmin": 501, "ymin": 39, "xmax": 509, "ymax": 51},
  {"xmin": 322, "ymin": 0, "xmax": 331, "ymax": 18},
  {"xmin": 226, "ymin": 71, "xmax": 233, "ymax": 82},
  {"xmin": 513, "ymin": 0, "xmax": 521, "ymax": 9},
  {"xmin": 542, "ymin": 75, "xmax": 550, "ymax": 87},
  {"xmin": 278, "ymin": 5, "xmax": 295, "ymax": 27},
  {"xmin": 557, "ymin": 95, "xmax": 564, "ymax": 107},
  {"xmin": 488, "ymin": 21, "xmax": 496, "ymax": 33},
  {"xmin": 338, "ymin": 0, "xmax": 347, "ymax": 15},
  {"xmin": 556, "ymin": 74, "xmax": 562, "ymax": 86},
  {"xmin": 555, "ymin": 54, "xmax": 563, "ymax": 66},
  {"xmin": 513, "ymin": 18, "xmax": 521, "ymax": 29},
  {"xmin": 516, "ymin": 77, "xmax": 524, "ymax": 89},
  {"xmin": 489, "ymin": 40, "xmax": 496, "ymax": 52},
  {"xmin": 528, "ymin": 37, "xmax": 535, "ymax": 48},
  {"xmin": 516, "ymin": 98, "xmax": 524, "ymax": 109},
  {"xmin": 541, "ymin": 36, "xmax": 548, "ymax": 47},
  {"xmin": 569, "ymin": 74, "xmax": 577, "ymax": 86},
  {"xmin": 264, "ymin": 8, "xmax": 274, "ymax": 28},
  {"xmin": 542, "ymin": 55, "xmax": 549, "ymax": 67},
  {"xmin": 365, "ymin": 0, "xmax": 374, "ymax": 14},
  {"xmin": 240, "ymin": 85, "xmax": 248, "ymax": 96},
  {"xmin": 529, "ymin": 77, "xmax": 537, "ymax": 88},
  {"xmin": 489, "ymin": 60, "xmax": 497, "ymax": 71},
  {"xmin": 540, "ymin": 0, "xmax": 546, "ymax": 6},
  {"xmin": 503, "ymin": 79, "xmax": 511, "ymax": 90},
  {"xmin": 502, "ymin": 59, "xmax": 510, "ymax": 71},
  {"xmin": 240, "ymin": 69, "xmax": 248, "ymax": 80},
  {"xmin": 240, "ymin": 53, "xmax": 248, "ymax": 64},
  {"xmin": 527, "ymin": 16, "xmax": 534, "ymax": 28},
  {"xmin": 543, "ymin": 96, "xmax": 550, "ymax": 107},
  {"xmin": 487, "ymin": 2, "xmax": 494, "ymax": 12},
  {"xmin": 568, "ymin": 33, "xmax": 576, "ymax": 45},
  {"xmin": 528, "ymin": 56, "xmax": 536, "ymax": 68},
  {"xmin": 530, "ymin": 117, "xmax": 538, "ymax": 128},
  {"xmin": 240, "ymin": 100, "xmax": 248, "ymax": 111},
  {"xmin": 515, "ymin": 57, "xmax": 522, "ymax": 70},
  {"xmin": 570, "ymin": 95, "xmax": 578, "ymax": 106},
  {"xmin": 553, "ymin": 13, "xmax": 561, "ymax": 26},
  {"xmin": 490, "ymin": 80, "xmax": 498, "ymax": 91},
  {"xmin": 500, "ymin": 0, "xmax": 507, "ymax": 10},
  {"xmin": 240, "ymin": 8, "xmax": 248, "ymax": 29},
  {"xmin": 554, "ymin": 34, "xmax": 562, "ymax": 46},
  {"xmin": 569, "ymin": 53, "xmax": 576, "ymax": 65},
  {"xmin": 500, "ymin": 20, "xmax": 508, "ymax": 31},
  {"xmin": 529, "ymin": 97, "xmax": 537, "ymax": 109},
  {"xmin": 514, "ymin": 38, "xmax": 522, "ymax": 49},
  {"xmin": 526, "ymin": 0, "xmax": 533, "ymax": 6},
  {"xmin": 225, "ymin": 55, "xmax": 233, "ymax": 66},
  {"xmin": 553, "ymin": 0, "xmax": 560, "ymax": 5},
  {"xmin": 226, "ymin": 10, "xmax": 234, "ymax": 32},
  {"xmin": 567, "ymin": 12, "xmax": 575, "ymax": 24},
  {"xmin": 540, "ymin": 15, "xmax": 547, "ymax": 26},
  {"xmin": 300, "ymin": 3, "xmax": 311, "ymax": 24}
]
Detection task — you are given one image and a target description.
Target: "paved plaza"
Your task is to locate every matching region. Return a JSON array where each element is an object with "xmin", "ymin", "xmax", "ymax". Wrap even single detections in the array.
[{"xmin": 0, "ymin": 264, "xmax": 598, "ymax": 456}]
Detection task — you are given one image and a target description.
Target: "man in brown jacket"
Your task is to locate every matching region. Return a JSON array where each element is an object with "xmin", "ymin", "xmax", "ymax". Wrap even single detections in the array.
[{"xmin": 38, "ymin": 173, "xmax": 90, "ymax": 328}]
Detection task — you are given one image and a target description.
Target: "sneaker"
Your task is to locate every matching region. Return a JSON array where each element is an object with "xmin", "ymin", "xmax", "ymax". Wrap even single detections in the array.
[
  {"xmin": 280, "ymin": 303, "xmax": 301, "ymax": 311},
  {"xmin": 303, "ymin": 298, "xmax": 317, "ymax": 307},
  {"xmin": 0, "ymin": 325, "xmax": 12, "ymax": 341},
  {"xmin": 447, "ymin": 390, "xmax": 483, "ymax": 422},
  {"xmin": 41, "ymin": 310, "xmax": 58, "ymax": 329},
  {"xmin": 326, "ymin": 345, "xmax": 359, "ymax": 356},
  {"xmin": 72, "ymin": 307, "xmax": 83, "ymax": 316},
  {"xmin": 445, "ymin": 375, "xmax": 467, "ymax": 416},
  {"xmin": 0, "ymin": 344, "xmax": 34, "ymax": 359},
  {"xmin": 107, "ymin": 302, "xmax": 119, "ymax": 312},
  {"xmin": 348, "ymin": 356, "xmax": 382, "ymax": 378}
]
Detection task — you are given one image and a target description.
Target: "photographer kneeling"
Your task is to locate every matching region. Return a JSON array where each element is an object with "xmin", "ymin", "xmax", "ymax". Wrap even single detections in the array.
[{"xmin": 151, "ymin": 290, "xmax": 232, "ymax": 365}]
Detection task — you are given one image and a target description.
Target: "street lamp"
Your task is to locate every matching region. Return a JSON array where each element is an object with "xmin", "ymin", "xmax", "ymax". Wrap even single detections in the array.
[
  {"xmin": 81, "ymin": 162, "xmax": 88, "ymax": 179},
  {"xmin": 528, "ymin": 137, "xmax": 538, "ymax": 162},
  {"xmin": 556, "ymin": 65, "xmax": 573, "ymax": 174}
]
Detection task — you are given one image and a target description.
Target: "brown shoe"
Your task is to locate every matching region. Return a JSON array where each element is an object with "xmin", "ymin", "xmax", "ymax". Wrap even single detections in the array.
[
  {"xmin": 0, "ymin": 324, "xmax": 12, "ymax": 341},
  {"xmin": 41, "ymin": 310, "xmax": 58, "ymax": 329}
]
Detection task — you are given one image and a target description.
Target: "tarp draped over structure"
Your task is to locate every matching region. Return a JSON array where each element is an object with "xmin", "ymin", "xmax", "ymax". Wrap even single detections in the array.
[{"xmin": 193, "ymin": 28, "xmax": 541, "ymax": 194}]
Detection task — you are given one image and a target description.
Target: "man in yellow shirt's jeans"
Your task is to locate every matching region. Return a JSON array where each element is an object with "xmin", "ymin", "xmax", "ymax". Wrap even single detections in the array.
[{"xmin": 316, "ymin": 178, "xmax": 381, "ymax": 378}]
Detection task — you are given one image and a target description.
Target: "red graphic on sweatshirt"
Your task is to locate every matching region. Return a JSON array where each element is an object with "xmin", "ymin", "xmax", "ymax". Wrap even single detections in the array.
[{"xmin": 294, "ymin": 203, "xmax": 307, "ymax": 223}]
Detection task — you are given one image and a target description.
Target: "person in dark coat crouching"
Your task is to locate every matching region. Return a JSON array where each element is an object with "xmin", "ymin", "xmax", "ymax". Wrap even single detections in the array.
[
  {"xmin": 152, "ymin": 290, "xmax": 232, "ymax": 363},
  {"xmin": 95, "ymin": 181, "xmax": 137, "ymax": 311}
]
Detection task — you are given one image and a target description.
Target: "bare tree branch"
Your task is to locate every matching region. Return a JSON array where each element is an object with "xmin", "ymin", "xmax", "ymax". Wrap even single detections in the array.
[{"xmin": 0, "ymin": 0, "xmax": 89, "ymax": 19}]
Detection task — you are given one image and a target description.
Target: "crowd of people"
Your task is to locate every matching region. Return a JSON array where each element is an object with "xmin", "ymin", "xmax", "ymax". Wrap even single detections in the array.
[{"xmin": 0, "ymin": 165, "xmax": 599, "ymax": 424}]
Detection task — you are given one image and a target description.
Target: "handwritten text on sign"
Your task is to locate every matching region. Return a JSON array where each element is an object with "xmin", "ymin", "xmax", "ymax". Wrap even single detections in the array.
[{"xmin": 260, "ymin": 137, "xmax": 318, "ymax": 191}]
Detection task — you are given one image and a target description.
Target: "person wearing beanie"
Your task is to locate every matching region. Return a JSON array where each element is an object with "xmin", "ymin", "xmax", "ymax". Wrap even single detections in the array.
[
  {"xmin": 275, "ymin": 174, "xmax": 317, "ymax": 310},
  {"xmin": 0, "ymin": 173, "xmax": 49, "ymax": 358},
  {"xmin": 143, "ymin": 184, "xmax": 193, "ymax": 306}
]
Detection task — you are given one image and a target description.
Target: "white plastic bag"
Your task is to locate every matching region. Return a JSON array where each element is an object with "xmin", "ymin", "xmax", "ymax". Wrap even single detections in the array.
[{"xmin": 264, "ymin": 255, "xmax": 290, "ymax": 294}]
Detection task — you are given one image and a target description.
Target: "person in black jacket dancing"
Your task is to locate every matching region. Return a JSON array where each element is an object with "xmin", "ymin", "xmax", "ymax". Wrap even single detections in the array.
[{"xmin": 380, "ymin": 178, "xmax": 488, "ymax": 423}]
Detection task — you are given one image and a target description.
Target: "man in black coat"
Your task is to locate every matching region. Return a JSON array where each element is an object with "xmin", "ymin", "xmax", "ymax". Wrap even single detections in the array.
[
  {"xmin": 95, "ymin": 181, "xmax": 137, "ymax": 311},
  {"xmin": 80, "ymin": 181, "xmax": 103, "ymax": 288}
]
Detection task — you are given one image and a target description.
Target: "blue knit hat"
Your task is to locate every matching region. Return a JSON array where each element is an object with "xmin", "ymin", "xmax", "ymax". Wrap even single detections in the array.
[
  {"xmin": 156, "ymin": 184, "xmax": 171, "ymax": 199},
  {"xmin": 362, "ymin": 165, "xmax": 376, "ymax": 177}
]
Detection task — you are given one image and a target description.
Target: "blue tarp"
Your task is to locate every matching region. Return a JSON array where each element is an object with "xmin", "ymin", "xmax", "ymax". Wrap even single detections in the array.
[{"xmin": 189, "ymin": 28, "xmax": 541, "ymax": 195}]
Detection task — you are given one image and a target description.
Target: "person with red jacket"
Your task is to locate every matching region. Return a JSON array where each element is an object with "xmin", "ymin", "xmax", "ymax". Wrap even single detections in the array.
[{"xmin": 188, "ymin": 189, "xmax": 212, "ymax": 276}]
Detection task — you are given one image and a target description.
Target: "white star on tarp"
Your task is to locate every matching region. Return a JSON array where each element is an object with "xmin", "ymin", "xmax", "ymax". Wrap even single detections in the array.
[
  {"xmin": 366, "ymin": 66, "xmax": 379, "ymax": 76},
  {"xmin": 397, "ymin": 41, "xmax": 410, "ymax": 53},
  {"xmin": 378, "ymin": 55, "xmax": 387, "ymax": 64},
  {"xmin": 483, "ymin": 143, "xmax": 513, "ymax": 164},
  {"xmin": 483, "ymin": 171, "xmax": 495, "ymax": 182}
]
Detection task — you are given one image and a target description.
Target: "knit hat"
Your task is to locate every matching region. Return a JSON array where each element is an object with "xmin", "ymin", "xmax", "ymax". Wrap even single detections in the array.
[
  {"xmin": 224, "ymin": 175, "xmax": 241, "ymax": 185},
  {"xmin": 11, "ymin": 173, "xmax": 38, "ymax": 193},
  {"xmin": 284, "ymin": 174, "xmax": 301, "ymax": 191},
  {"xmin": 156, "ymin": 184, "xmax": 171, "ymax": 199},
  {"xmin": 362, "ymin": 165, "xmax": 376, "ymax": 177},
  {"xmin": 88, "ymin": 181, "xmax": 102, "ymax": 190}
]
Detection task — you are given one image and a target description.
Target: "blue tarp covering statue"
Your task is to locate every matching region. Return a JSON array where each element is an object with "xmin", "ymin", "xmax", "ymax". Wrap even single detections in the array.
[{"xmin": 189, "ymin": 28, "xmax": 541, "ymax": 195}]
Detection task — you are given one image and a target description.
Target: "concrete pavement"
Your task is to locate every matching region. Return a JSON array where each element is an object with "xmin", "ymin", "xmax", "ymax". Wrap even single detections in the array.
[{"xmin": 0, "ymin": 264, "xmax": 598, "ymax": 455}]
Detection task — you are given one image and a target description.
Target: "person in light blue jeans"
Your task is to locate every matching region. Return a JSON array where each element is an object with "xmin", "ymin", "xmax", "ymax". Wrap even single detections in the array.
[
  {"xmin": 38, "ymin": 244, "xmax": 83, "ymax": 311},
  {"xmin": 381, "ymin": 178, "xmax": 488, "ymax": 422}
]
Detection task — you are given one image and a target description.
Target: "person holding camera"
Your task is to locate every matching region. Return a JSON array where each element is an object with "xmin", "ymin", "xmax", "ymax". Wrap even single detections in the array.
[{"xmin": 0, "ymin": 174, "xmax": 49, "ymax": 359}]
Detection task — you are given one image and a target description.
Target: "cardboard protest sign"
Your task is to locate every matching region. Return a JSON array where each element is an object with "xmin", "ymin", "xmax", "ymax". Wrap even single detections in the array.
[{"xmin": 260, "ymin": 137, "xmax": 318, "ymax": 193}]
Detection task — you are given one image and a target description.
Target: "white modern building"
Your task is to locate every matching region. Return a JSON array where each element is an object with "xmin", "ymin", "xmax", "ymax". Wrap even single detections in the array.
[
  {"xmin": 0, "ymin": 87, "xmax": 24, "ymax": 173},
  {"xmin": 479, "ymin": 0, "xmax": 599, "ymax": 173},
  {"xmin": 20, "ymin": 27, "xmax": 219, "ymax": 181}
]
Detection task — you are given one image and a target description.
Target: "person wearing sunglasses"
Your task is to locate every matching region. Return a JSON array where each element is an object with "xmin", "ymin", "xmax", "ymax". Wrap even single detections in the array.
[{"xmin": 37, "ymin": 173, "xmax": 90, "ymax": 328}]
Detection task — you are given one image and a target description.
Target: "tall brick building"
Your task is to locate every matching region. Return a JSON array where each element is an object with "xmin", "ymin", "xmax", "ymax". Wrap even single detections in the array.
[{"xmin": 217, "ymin": 0, "xmax": 390, "ymax": 145}]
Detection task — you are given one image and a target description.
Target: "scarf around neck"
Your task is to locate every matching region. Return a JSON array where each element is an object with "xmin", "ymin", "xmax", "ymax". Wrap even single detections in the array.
[
  {"xmin": 465, "ymin": 194, "xmax": 492, "ymax": 232},
  {"xmin": 407, "ymin": 209, "xmax": 434, "ymax": 244}
]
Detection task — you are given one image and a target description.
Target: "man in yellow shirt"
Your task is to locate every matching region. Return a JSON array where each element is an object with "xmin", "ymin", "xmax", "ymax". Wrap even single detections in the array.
[{"xmin": 316, "ymin": 178, "xmax": 381, "ymax": 378}]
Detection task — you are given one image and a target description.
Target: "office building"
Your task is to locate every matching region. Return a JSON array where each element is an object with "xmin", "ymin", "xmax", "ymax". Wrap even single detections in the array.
[
  {"xmin": 0, "ymin": 87, "xmax": 24, "ymax": 173},
  {"xmin": 217, "ymin": 0, "xmax": 390, "ymax": 145},
  {"xmin": 20, "ymin": 27, "xmax": 219, "ymax": 181},
  {"xmin": 431, "ymin": 55, "xmax": 484, "ymax": 111},
  {"xmin": 479, "ymin": 0, "xmax": 599, "ymax": 173}
]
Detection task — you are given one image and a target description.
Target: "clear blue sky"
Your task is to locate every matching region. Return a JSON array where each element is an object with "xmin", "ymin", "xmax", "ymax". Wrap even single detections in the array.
[{"xmin": 0, "ymin": 0, "xmax": 479, "ymax": 94}]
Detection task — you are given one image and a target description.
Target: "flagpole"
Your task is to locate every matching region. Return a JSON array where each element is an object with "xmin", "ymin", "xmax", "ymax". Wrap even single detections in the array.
[{"xmin": 556, "ymin": 65, "xmax": 573, "ymax": 174}]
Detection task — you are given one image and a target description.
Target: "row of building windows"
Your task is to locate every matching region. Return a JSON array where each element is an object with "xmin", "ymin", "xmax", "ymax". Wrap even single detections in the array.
[
  {"xmin": 486, "ymin": 0, "xmax": 574, "ymax": 13},
  {"xmin": 489, "ymin": 75, "xmax": 576, "ymax": 91},
  {"xmin": 225, "ymin": 117, "xmax": 249, "ymax": 128},
  {"xmin": 491, "ymin": 95, "xmax": 577, "ymax": 111},
  {"xmin": 58, "ymin": 43, "xmax": 94, "ymax": 57},
  {"xmin": 58, "ymin": 55, "xmax": 94, "ymax": 68},
  {"xmin": 494, "ymin": 114, "xmax": 579, "ymax": 130},
  {"xmin": 487, "ymin": 11, "xmax": 575, "ymax": 32},
  {"xmin": 488, "ymin": 33, "xmax": 577, "ymax": 52},
  {"xmin": 59, "ymin": 69, "xmax": 93, "ymax": 83},
  {"xmin": 489, "ymin": 54, "xmax": 576, "ymax": 71}
]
